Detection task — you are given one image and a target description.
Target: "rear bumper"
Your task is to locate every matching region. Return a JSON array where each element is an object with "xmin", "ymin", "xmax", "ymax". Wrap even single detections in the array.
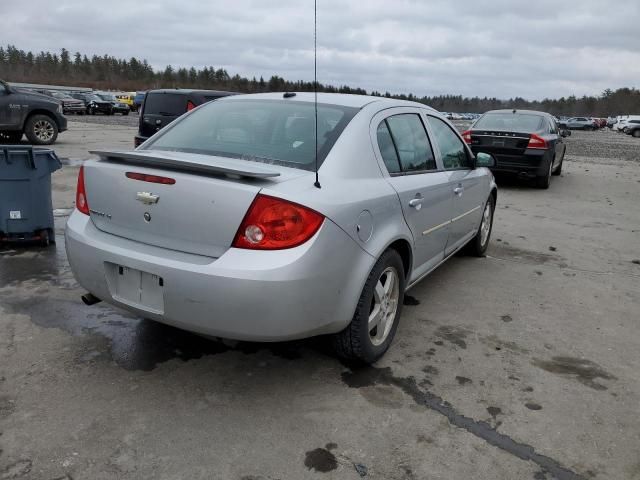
[
  {"xmin": 65, "ymin": 211, "xmax": 375, "ymax": 341},
  {"xmin": 472, "ymin": 148, "xmax": 551, "ymax": 177}
]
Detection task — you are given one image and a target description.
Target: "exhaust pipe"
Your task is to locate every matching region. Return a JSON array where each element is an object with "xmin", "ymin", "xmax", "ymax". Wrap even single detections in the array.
[{"xmin": 81, "ymin": 293, "xmax": 102, "ymax": 306}]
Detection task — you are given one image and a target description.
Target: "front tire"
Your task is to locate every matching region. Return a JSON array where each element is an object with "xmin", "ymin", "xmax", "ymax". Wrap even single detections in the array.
[
  {"xmin": 333, "ymin": 249, "xmax": 405, "ymax": 364},
  {"xmin": 466, "ymin": 194, "xmax": 495, "ymax": 257},
  {"xmin": 633, "ymin": 130, "xmax": 640, "ymax": 138},
  {"xmin": 24, "ymin": 115, "xmax": 58, "ymax": 145}
]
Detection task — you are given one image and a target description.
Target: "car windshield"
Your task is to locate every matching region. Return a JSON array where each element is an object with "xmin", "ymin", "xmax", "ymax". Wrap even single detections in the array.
[
  {"xmin": 474, "ymin": 113, "xmax": 544, "ymax": 132},
  {"xmin": 98, "ymin": 93, "xmax": 116, "ymax": 101},
  {"xmin": 144, "ymin": 99, "xmax": 359, "ymax": 171},
  {"xmin": 51, "ymin": 92, "xmax": 72, "ymax": 99},
  {"xmin": 85, "ymin": 95, "xmax": 102, "ymax": 102}
]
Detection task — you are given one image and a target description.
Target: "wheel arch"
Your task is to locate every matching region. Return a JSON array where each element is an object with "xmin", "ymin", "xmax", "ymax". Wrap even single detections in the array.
[
  {"xmin": 23, "ymin": 109, "xmax": 60, "ymax": 130},
  {"xmin": 384, "ymin": 237, "xmax": 413, "ymax": 281}
]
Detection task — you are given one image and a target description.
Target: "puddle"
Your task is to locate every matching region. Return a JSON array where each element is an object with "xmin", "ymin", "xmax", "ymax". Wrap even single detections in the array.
[
  {"xmin": 0, "ymin": 230, "xmax": 307, "ymax": 371},
  {"xmin": 488, "ymin": 243, "xmax": 566, "ymax": 267},
  {"xmin": 304, "ymin": 447, "xmax": 338, "ymax": 473},
  {"xmin": 341, "ymin": 366, "xmax": 585, "ymax": 480},
  {"xmin": 533, "ymin": 356, "xmax": 616, "ymax": 391},
  {"xmin": 434, "ymin": 325, "xmax": 470, "ymax": 349}
]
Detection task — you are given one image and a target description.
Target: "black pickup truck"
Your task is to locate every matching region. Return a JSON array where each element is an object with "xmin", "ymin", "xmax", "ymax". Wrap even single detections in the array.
[{"xmin": 0, "ymin": 80, "xmax": 67, "ymax": 145}]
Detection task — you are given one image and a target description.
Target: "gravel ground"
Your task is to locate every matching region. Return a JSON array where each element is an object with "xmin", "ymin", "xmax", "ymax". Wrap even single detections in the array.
[
  {"xmin": 1, "ymin": 121, "xmax": 639, "ymax": 480},
  {"xmin": 68, "ymin": 111, "xmax": 140, "ymax": 128}
]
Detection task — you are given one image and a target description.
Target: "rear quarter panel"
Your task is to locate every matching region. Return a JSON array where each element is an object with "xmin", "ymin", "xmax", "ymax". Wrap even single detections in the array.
[{"xmin": 262, "ymin": 103, "xmax": 414, "ymax": 270}]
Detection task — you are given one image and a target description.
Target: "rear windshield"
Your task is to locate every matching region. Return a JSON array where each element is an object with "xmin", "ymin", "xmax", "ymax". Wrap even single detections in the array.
[
  {"xmin": 474, "ymin": 113, "xmax": 544, "ymax": 132},
  {"xmin": 144, "ymin": 93, "xmax": 191, "ymax": 116},
  {"xmin": 144, "ymin": 99, "xmax": 359, "ymax": 170}
]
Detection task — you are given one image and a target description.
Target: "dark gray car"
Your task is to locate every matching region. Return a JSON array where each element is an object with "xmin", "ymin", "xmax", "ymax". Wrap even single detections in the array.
[{"xmin": 0, "ymin": 80, "xmax": 68, "ymax": 145}]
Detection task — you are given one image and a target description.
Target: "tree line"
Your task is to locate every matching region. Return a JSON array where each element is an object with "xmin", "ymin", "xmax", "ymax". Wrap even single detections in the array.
[{"xmin": 1, "ymin": 45, "xmax": 638, "ymax": 116}]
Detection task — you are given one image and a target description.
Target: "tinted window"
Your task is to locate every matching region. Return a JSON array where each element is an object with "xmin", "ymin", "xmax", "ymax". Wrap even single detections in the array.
[
  {"xmin": 376, "ymin": 122, "xmax": 401, "ymax": 174},
  {"xmin": 473, "ymin": 113, "xmax": 544, "ymax": 132},
  {"xmin": 426, "ymin": 116, "xmax": 471, "ymax": 169},
  {"xmin": 145, "ymin": 99, "xmax": 358, "ymax": 171},
  {"xmin": 385, "ymin": 114, "xmax": 436, "ymax": 172},
  {"xmin": 144, "ymin": 93, "xmax": 191, "ymax": 116}
]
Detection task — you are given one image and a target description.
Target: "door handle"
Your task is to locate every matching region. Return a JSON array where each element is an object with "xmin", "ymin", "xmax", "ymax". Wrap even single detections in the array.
[
  {"xmin": 408, "ymin": 198, "xmax": 424, "ymax": 209},
  {"xmin": 453, "ymin": 186, "xmax": 464, "ymax": 196}
]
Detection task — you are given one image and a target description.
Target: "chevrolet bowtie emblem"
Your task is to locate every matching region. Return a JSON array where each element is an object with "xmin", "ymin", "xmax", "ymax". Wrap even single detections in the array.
[{"xmin": 136, "ymin": 192, "xmax": 159, "ymax": 205}]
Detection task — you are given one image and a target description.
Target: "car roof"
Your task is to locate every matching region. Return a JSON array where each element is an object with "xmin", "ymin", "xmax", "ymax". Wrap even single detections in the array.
[
  {"xmin": 483, "ymin": 109, "xmax": 553, "ymax": 117},
  {"xmin": 221, "ymin": 92, "xmax": 437, "ymax": 111},
  {"xmin": 147, "ymin": 89, "xmax": 236, "ymax": 96}
]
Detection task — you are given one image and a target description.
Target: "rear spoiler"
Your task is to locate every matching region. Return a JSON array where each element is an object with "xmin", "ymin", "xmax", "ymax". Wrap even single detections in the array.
[{"xmin": 89, "ymin": 150, "xmax": 281, "ymax": 179}]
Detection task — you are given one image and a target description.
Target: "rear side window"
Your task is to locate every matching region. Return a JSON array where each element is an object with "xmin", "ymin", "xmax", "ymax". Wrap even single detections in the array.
[
  {"xmin": 376, "ymin": 122, "xmax": 401, "ymax": 173},
  {"xmin": 474, "ymin": 113, "xmax": 544, "ymax": 132},
  {"xmin": 145, "ymin": 99, "xmax": 358, "ymax": 171},
  {"xmin": 144, "ymin": 93, "xmax": 190, "ymax": 116},
  {"xmin": 426, "ymin": 116, "xmax": 471, "ymax": 170},
  {"xmin": 376, "ymin": 114, "xmax": 436, "ymax": 174}
]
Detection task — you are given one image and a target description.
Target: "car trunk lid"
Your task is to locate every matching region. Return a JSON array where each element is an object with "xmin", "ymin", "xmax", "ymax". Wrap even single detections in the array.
[
  {"xmin": 83, "ymin": 150, "xmax": 304, "ymax": 258},
  {"xmin": 470, "ymin": 130, "xmax": 532, "ymax": 155}
]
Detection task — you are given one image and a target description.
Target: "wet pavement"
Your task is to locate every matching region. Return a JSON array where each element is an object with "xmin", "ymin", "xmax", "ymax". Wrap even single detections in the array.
[{"xmin": 1, "ymin": 131, "xmax": 640, "ymax": 479}]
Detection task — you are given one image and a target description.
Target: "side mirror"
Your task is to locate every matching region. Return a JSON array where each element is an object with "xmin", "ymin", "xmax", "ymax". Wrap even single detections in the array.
[
  {"xmin": 560, "ymin": 129, "xmax": 571, "ymax": 137},
  {"xmin": 475, "ymin": 152, "xmax": 496, "ymax": 168}
]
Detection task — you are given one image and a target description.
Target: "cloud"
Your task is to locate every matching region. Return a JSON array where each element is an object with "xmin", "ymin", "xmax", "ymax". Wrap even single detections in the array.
[{"xmin": 2, "ymin": 0, "xmax": 639, "ymax": 99}]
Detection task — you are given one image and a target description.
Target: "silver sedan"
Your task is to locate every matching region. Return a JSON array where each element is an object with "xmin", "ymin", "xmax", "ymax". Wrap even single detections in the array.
[{"xmin": 65, "ymin": 92, "xmax": 497, "ymax": 363}]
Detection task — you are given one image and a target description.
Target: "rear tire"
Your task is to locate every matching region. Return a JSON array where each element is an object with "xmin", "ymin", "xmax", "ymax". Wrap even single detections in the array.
[
  {"xmin": 465, "ymin": 194, "xmax": 495, "ymax": 257},
  {"xmin": 333, "ymin": 249, "xmax": 405, "ymax": 364},
  {"xmin": 536, "ymin": 157, "xmax": 553, "ymax": 189},
  {"xmin": 24, "ymin": 114, "xmax": 58, "ymax": 145}
]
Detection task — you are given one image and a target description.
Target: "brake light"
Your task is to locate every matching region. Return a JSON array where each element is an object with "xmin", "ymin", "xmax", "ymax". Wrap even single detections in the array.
[
  {"xmin": 527, "ymin": 134, "xmax": 548, "ymax": 149},
  {"xmin": 76, "ymin": 165, "xmax": 90, "ymax": 215},
  {"xmin": 126, "ymin": 172, "xmax": 176, "ymax": 185},
  {"xmin": 187, "ymin": 100, "xmax": 196, "ymax": 111},
  {"xmin": 232, "ymin": 194, "xmax": 324, "ymax": 250},
  {"xmin": 462, "ymin": 130, "xmax": 472, "ymax": 144}
]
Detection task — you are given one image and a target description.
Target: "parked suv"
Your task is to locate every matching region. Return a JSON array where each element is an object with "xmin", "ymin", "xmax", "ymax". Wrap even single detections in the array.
[
  {"xmin": 0, "ymin": 80, "xmax": 67, "ymax": 145},
  {"xmin": 45, "ymin": 91, "xmax": 86, "ymax": 115},
  {"xmin": 135, "ymin": 89, "xmax": 235, "ymax": 146}
]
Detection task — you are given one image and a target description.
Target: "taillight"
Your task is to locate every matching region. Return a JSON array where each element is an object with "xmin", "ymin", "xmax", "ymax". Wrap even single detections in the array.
[
  {"xmin": 76, "ymin": 165, "xmax": 90, "ymax": 215},
  {"xmin": 187, "ymin": 100, "xmax": 196, "ymax": 111},
  {"xmin": 462, "ymin": 130, "xmax": 472, "ymax": 144},
  {"xmin": 126, "ymin": 172, "xmax": 176, "ymax": 185},
  {"xmin": 527, "ymin": 134, "xmax": 548, "ymax": 149},
  {"xmin": 232, "ymin": 194, "xmax": 324, "ymax": 250}
]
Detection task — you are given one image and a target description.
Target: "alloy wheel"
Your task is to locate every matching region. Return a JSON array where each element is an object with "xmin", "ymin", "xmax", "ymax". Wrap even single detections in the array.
[
  {"xmin": 34, "ymin": 120, "xmax": 54, "ymax": 142},
  {"xmin": 480, "ymin": 202, "xmax": 493, "ymax": 247},
  {"xmin": 369, "ymin": 266, "xmax": 400, "ymax": 346}
]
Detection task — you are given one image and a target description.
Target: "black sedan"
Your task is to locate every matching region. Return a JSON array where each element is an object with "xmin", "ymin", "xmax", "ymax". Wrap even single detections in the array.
[
  {"xmin": 462, "ymin": 109, "xmax": 569, "ymax": 189},
  {"xmin": 70, "ymin": 93, "xmax": 114, "ymax": 115}
]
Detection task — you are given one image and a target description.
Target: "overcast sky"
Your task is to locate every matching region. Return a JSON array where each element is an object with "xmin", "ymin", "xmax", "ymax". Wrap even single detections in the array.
[{"xmin": 3, "ymin": 0, "xmax": 639, "ymax": 100}]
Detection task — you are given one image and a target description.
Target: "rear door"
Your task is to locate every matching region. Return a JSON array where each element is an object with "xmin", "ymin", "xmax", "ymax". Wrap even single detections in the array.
[
  {"xmin": 373, "ymin": 110, "xmax": 452, "ymax": 280},
  {"xmin": 140, "ymin": 92, "xmax": 189, "ymax": 138},
  {"xmin": 426, "ymin": 115, "xmax": 485, "ymax": 255}
]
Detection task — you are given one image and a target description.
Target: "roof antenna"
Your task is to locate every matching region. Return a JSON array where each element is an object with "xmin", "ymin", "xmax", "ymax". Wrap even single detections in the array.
[{"xmin": 313, "ymin": 0, "xmax": 321, "ymax": 189}]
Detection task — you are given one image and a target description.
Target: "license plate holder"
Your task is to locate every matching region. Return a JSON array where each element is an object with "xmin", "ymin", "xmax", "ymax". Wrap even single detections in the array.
[{"xmin": 105, "ymin": 263, "xmax": 164, "ymax": 314}]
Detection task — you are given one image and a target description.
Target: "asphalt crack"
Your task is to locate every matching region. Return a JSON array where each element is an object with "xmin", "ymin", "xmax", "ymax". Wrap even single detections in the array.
[{"xmin": 342, "ymin": 366, "xmax": 585, "ymax": 480}]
